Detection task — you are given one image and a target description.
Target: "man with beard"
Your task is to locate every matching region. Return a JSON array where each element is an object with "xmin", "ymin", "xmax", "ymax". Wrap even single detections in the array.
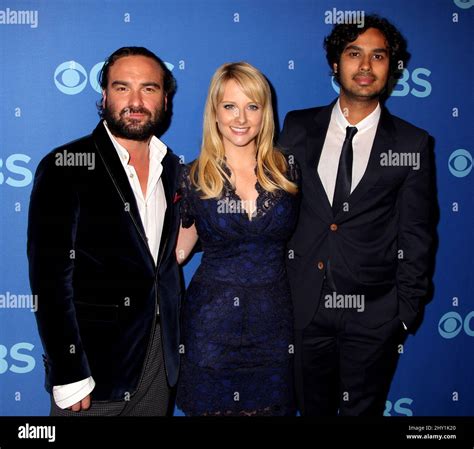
[
  {"xmin": 280, "ymin": 16, "xmax": 434, "ymax": 415},
  {"xmin": 27, "ymin": 47, "xmax": 182, "ymax": 416}
]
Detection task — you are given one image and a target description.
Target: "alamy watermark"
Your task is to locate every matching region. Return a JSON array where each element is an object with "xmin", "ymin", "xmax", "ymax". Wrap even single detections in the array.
[
  {"xmin": 380, "ymin": 150, "xmax": 420, "ymax": 170},
  {"xmin": 18, "ymin": 424, "xmax": 55, "ymax": 443},
  {"xmin": 0, "ymin": 292, "xmax": 38, "ymax": 312},
  {"xmin": 0, "ymin": 8, "xmax": 38, "ymax": 28},
  {"xmin": 55, "ymin": 150, "xmax": 95, "ymax": 170},
  {"xmin": 324, "ymin": 292, "xmax": 365, "ymax": 312},
  {"xmin": 324, "ymin": 8, "xmax": 365, "ymax": 28},
  {"xmin": 217, "ymin": 198, "xmax": 256, "ymax": 218}
]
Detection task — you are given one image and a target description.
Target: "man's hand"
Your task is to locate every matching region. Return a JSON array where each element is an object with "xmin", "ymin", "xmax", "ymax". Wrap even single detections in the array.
[{"xmin": 68, "ymin": 394, "xmax": 91, "ymax": 412}]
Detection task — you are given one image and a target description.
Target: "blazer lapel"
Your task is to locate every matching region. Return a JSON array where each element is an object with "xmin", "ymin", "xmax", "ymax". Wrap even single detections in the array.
[
  {"xmin": 335, "ymin": 106, "xmax": 396, "ymax": 221},
  {"xmin": 155, "ymin": 152, "xmax": 177, "ymax": 269},
  {"xmin": 92, "ymin": 122, "xmax": 154, "ymax": 265}
]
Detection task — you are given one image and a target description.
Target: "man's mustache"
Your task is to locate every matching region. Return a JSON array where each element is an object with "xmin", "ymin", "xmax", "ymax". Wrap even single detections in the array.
[
  {"xmin": 353, "ymin": 72, "xmax": 376, "ymax": 80},
  {"xmin": 120, "ymin": 107, "xmax": 152, "ymax": 117}
]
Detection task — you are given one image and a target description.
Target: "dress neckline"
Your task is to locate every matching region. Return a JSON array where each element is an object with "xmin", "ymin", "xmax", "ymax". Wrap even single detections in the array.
[{"xmin": 221, "ymin": 160, "xmax": 261, "ymax": 222}]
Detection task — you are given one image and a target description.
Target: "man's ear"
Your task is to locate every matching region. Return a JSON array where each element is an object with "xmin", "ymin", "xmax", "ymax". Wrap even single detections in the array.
[
  {"xmin": 102, "ymin": 90, "xmax": 107, "ymax": 109},
  {"xmin": 164, "ymin": 94, "xmax": 168, "ymax": 112}
]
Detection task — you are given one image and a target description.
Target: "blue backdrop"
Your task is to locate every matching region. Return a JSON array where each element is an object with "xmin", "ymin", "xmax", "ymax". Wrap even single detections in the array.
[{"xmin": 0, "ymin": 0, "xmax": 472, "ymax": 417}]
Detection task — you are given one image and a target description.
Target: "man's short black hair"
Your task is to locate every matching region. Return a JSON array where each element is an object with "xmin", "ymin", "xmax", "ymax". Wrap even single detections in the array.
[
  {"xmin": 97, "ymin": 46, "xmax": 176, "ymax": 118},
  {"xmin": 324, "ymin": 14, "xmax": 410, "ymax": 83}
]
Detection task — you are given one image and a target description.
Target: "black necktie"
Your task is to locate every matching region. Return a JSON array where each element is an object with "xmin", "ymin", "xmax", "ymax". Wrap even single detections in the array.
[{"xmin": 332, "ymin": 126, "xmax": 358, "ymax": 215}]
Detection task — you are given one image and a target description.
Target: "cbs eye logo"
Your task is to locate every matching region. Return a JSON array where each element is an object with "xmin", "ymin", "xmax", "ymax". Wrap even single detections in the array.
[
  {"xmin": 54, "ymin": 60, "xmax": 175, "ymax": 95},
  {"xmin": 54, "ymin": 61, "xmax": 104, "ymax": 95},
  {"xmin": 438, "ymin": 311, "xmax": 474, "ymax": 339},
  {"xmin": 454, "ymin": 0, "xmax": 473, "ymax": 9},
  {"xmin": 448, "ymin": 149, "xmax": 472, "ymax": 178}
]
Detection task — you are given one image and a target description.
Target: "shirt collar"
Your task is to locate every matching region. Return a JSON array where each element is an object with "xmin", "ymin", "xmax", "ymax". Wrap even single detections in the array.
[
  {"xmin": 103, "ymin": 120, "xmax": 167, "ymax": 166},
  {"xmin": 333, "ymin": 98, "xmax": 381, "ymax": 134}
]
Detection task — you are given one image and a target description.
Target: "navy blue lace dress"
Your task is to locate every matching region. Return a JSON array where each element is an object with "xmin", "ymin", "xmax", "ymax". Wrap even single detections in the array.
[{"xmin": 176, "ymin": 159, "xmax": 299, "ymax": 416}]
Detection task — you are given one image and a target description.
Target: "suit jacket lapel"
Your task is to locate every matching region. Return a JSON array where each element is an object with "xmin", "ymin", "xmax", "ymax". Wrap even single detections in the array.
[
  {"xmin": 155, "ymin": 152, "xmax": 178, "ymax": 269},
  {"xmin": 335, "ymin": 106, "xmax": 396, "ymax": 220},
  {"xmin": 92, "ymin": 122, "xmax": 154, "ymax": 265}
]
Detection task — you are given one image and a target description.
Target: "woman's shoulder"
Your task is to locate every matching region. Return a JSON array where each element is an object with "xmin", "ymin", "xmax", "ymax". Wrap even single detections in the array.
[
  {"xmin": 178, "ymin": 160, "xmax": 197, "ymax": 193},
  {"xmin": 274, "ymin": 149, "xmax": 300, "ymax": 184},
  {"xmin": 179, "ymin": 160, "xmax": 198, "ymax": 180}
]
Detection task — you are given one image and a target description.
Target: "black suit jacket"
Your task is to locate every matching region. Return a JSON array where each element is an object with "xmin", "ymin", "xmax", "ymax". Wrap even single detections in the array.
[
  {"xmin": 280, "ymin": 102, "xmax": 433, "ymax": 332},
  {"xmin": 27, "ymin": 122, "xmax": 181, "ymax": 400}
]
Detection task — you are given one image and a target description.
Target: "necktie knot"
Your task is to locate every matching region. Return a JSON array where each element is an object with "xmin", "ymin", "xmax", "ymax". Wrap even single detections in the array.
[{"xmin": 345, "ymin": 126, "xmax": 358, "ymax": 142}]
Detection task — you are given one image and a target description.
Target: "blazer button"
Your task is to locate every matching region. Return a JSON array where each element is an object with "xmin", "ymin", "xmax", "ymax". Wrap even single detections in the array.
[
  {"xmin": 317, "ymin": 261, "xmax": 324, "ymax": 270},
  {"xmin": 330, "ymin": 223, "xmax": 338, "ymax": 231}
]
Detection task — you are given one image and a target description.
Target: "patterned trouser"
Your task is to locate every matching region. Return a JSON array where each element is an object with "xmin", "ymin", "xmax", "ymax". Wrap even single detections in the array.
[{"xmin": 50, "ymin": 322, "xmax": 170, "ymax": 416}]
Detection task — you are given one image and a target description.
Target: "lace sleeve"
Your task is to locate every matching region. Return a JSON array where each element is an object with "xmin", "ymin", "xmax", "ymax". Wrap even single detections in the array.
[{"xmin": 178, "ymin": 164, "xmax": 195, "ymax": 228}]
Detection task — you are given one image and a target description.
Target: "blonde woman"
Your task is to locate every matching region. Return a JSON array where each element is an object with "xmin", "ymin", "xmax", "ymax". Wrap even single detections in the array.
[{"xmin": 176, "ymin": 62, "xmax": 299, "ymax": 416}]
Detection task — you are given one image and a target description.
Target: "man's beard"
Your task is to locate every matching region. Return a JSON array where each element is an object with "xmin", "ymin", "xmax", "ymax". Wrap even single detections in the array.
[
  {"xmin": 103, "ymin": 103, "xmax": 165, "ymax": 141},
  {"xmin": 339, "ymin": 72, "xmax": 386, "ymax": 101}
]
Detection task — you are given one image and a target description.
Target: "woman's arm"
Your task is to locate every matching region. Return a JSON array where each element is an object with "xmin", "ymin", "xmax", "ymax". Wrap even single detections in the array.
[{"xmin": 175, "ymin": 222, "xmax": 199, "ymax": 264}]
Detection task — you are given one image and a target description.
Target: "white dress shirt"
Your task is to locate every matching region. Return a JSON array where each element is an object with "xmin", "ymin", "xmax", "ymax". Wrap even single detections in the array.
[
  {"xmin": 53, "ymin": 121, "xmax": 168, "ymax": 409},
  {"xmin": 104, "ymin": 120, "xmax": 168, "ymax": 266},
  {"xmin": 317, "ymin": 98, "xmax": 381, "ymax": 205}
]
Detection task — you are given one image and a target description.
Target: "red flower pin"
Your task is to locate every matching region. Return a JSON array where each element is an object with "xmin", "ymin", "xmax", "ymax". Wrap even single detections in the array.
[{"xmin": 173, "ymin": 192, "xmax": 182, "ymax": 204}]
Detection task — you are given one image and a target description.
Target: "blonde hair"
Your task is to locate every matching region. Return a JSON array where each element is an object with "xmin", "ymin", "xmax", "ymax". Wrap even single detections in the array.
[{"xmin": 190, "ymin": 62, "xmax": 297, "ymax": 198}]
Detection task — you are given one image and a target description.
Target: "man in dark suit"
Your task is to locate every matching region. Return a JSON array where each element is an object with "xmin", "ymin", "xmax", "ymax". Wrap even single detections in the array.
[
  {"xmin": 27, "ymin": 47, "xmax": 181, "ymax": 416},
  {"xmin": 280, "ymin": 16, "xmax": 434, "ymax": 415}
]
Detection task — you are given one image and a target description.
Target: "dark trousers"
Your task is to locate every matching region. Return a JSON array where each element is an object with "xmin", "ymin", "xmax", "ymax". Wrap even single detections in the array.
[
  {"xmin": 50, "ymin": 322, "xmax": 170, "ymax": 416},
  {"xmin": 295, "ymin": 282, "xmax": 403, "ymax": 416}
]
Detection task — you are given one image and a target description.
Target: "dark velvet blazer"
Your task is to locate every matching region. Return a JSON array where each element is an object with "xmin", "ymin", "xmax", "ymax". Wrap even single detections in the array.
[{"xmin": 27, "ymin": 122, "xmax": 181, "ymax": 400}]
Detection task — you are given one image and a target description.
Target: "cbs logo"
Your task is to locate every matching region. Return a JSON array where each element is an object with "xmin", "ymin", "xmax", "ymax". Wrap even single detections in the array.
[
  {"xmin": 0, "ymin": 343, "xmax": 36, "ymax": 374},
  {"xmin": 384, "ymin": 398, "xmax": 413, "ymax": 416},
  {"xmin": 448, "ymin": 149, "xmax": 472, "ymax": 178},
  {"xmin": 453, "ymin": 0, "xmax": 473, "ymax": 9},
  {"xmin": 331, "ymin": 68, "xmax": 432, "ymax": 98},
  {"xmin": 54, "ymin": 61, "xmax": 104, "ymax": 95},
  {"xmin": 438, "ymin": 311, "xmax": 474, "ymax": 339},
  {"xmin": 0, "ymin": 154, "xmax": 33, "ymax": 188},
  {"xmin": 54, "ymin": 60, "xmax": 175, "ymax": 95}
]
